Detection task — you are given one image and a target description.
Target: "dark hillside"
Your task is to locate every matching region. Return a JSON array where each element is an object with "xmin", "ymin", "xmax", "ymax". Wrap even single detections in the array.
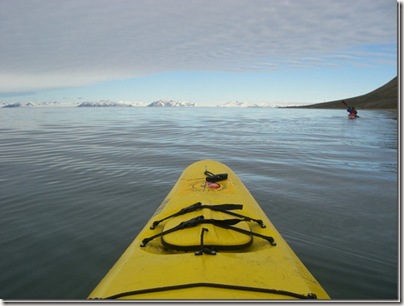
[{"xmin": 295, "ymin": 76, "xmax": 398, "ymax": 109}]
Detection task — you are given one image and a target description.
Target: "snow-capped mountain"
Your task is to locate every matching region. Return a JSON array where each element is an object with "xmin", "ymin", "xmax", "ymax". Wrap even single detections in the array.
[
  {"xmin": 147, "ymin": 100, "xmax": 196, "ymax": 107},
  {"xmin": 2, "ymin": 102, "xmax": 35, "ymax": 108},
  {"xmin": 1, "ymin": 101, "xmax": 80, "ymax": 108},
  {"xmin": 78, "ymin": 100, "xmax": 149, "ymax": 107},
  {"xmin": 78, "ymin": 100, "xmax": 131, "ymax": 107},
  {"xmin": 219, "ymin": 101, "xmax": 274, "ymax": 108}
]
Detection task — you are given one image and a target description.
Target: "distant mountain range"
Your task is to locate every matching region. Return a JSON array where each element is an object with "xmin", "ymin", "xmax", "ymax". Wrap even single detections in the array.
[
  {"xmin": 0, "ymin": 100, "xmax": 184, "ymax": 108},
  {"xmin": 2, "ymin": 102, "xmax": 35, "ymax": 108},
  {"xmin": 0, "ymin": 99, "xmax": 278, "ymax": 108},
  {"xmin": 219, "ymin": 101, "xmax": 300, "ymax": 108},
  {"xmin": 78, "ymin": 100, "xmax": 138, "ymax": 107},
  {"xmin": 1, "ymin": 77, "xmax": 398, "ymax": 109},
  {"xmin": 293, "ymin": 76, "xmax": 398, "ymax": 109}
]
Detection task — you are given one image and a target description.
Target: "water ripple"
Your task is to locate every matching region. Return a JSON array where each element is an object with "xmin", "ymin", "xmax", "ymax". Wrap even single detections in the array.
[{"xmin": 0, "ymin": 108, "xmax": 397, "ymax": 299}]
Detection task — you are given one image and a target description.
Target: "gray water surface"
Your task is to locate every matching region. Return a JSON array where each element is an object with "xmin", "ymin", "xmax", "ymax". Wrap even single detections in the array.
[{"xmin": 0, "ymin": 107, "xmax": 398, "ymax": 300}]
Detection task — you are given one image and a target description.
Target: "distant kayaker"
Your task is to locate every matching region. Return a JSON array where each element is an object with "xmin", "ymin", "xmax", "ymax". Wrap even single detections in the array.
[
  {"xmin": 347, "ymin": 106, "xmax": 358, "ymax": 117},
  {"xmin": 342, "ymin": 100, "xmax": 359, "ymax": 118}
]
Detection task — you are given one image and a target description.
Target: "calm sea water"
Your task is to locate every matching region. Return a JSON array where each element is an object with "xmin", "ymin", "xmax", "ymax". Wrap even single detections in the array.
[{"xmin": 0, "ymin": 107, "xmax": 398, "ymax": 300}]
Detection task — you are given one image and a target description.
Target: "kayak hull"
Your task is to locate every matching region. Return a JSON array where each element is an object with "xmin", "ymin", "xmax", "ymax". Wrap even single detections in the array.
[{"xmin": 88, "ymin": 160, "xmax": 330, "ymax": 300}]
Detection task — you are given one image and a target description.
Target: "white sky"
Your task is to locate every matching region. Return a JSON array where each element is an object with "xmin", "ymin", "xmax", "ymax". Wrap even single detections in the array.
[{"xmin": 0, "ymin": 0, "xmax": 398, "ymax": 106}]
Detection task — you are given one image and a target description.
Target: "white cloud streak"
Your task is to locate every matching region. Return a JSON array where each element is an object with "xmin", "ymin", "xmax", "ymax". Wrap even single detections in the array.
[{"xmin": 0, "ymin": 0, "xmax": 397, "ymax": 93}]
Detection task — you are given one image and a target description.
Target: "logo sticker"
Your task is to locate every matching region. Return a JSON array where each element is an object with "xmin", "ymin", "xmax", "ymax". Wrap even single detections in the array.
[
  {"xmin": 206, "ymin": 182, "xmax": 220, "ymax": 189},
  {"xmin": 184, "ymin": 178, "xmax": 229, "ymax": 192}
]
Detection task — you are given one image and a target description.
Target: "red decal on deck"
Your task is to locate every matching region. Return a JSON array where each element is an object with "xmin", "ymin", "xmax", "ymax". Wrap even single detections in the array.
[{"xmin": 207, "ymin": 182, "xmax": 220, "ymax": 189}]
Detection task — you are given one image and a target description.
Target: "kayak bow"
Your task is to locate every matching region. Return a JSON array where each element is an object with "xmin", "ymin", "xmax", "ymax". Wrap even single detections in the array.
[{"xmin": 88, "ymin": 160, "xmax": 330, "ymax": 300}]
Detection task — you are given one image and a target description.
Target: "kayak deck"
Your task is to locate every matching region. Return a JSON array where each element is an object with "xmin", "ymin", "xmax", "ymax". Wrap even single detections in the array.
[{"xmin": 88, "ymin": 160, "xmax": 330, "ymax": 300}]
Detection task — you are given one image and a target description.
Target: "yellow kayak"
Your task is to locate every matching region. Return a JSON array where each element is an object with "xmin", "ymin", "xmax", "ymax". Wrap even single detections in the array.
[{"xmin": 88, "ymin": 160, "xmax": 330, "ymax": 300}]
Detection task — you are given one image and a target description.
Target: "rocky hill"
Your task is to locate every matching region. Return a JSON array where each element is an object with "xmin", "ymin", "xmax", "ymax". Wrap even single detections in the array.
[{"xmin": 294, "ymin": 76, "xmax": 398, "ymax": 109}]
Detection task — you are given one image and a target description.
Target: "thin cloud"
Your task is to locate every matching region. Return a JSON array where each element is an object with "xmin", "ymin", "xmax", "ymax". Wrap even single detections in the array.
[{"xmin": 0, "ymin": 0, "xmax": 396, "ymax": 94}]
